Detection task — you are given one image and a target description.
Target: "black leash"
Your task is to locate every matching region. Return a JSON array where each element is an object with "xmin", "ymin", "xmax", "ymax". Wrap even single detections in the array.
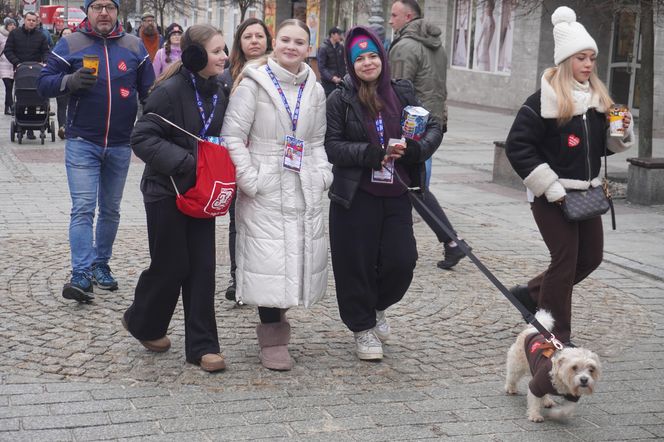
[{"xmin": 386, "ymin": 163, "xmax": 563, "ymax": 349}]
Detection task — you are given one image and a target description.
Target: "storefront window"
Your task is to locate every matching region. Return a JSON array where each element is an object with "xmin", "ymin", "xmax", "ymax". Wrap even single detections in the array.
[{"xmin": 452, "ymin": 0, "xmax": 515, "ymax": 74}]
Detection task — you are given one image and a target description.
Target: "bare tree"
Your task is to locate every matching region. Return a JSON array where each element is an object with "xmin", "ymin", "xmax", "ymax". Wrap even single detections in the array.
[
  {"xmin": 512, "ymin": 0, "xmax": 663, "ymax": 158},
  {"xmin": 118, "ymin": 1, "xmax": 136, "ymax": 30},
  {"xmin": 221, "ymin": 0, "xmax": 263, "ymax": 22},
  {"xmin": 141, "ymin": 0, "xmax": 198, "ymax": 33}
]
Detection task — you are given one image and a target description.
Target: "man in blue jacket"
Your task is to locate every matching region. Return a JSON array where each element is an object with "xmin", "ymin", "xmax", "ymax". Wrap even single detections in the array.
[{"xmin": 38, "ymin": 0, "xmax": 155, "ymax": 303}]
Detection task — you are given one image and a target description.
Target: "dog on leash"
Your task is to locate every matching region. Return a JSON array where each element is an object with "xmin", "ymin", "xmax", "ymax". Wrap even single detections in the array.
[{"xmin": 504, "ymin": 311, "xmax": 601, "ymax": 422}]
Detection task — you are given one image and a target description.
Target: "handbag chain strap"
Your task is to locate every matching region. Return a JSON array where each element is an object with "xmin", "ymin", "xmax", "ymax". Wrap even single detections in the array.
[{"xmin": 603, "ymin": 122, "xmax": 617, "ymax": 230}]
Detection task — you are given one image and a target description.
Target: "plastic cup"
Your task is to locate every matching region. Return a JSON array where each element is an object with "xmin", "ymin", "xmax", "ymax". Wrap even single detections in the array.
[{"xmin": 83, "ymin": 54, "xmax": 99, "ymax": 76}]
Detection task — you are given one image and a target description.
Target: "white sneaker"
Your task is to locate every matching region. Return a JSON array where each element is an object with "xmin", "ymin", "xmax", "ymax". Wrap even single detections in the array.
[
  {"xmin": 354, "ymin": 329, "xmax": 383, "ymax": 360},
  {"xmin": 374, "ymin": 310, "xmax": 391, "ymax": 342}
]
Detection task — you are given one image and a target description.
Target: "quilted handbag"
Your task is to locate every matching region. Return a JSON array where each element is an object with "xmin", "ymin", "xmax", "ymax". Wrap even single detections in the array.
[{"xmin": 561, "ymin": 185, "xmax": 610, "ymax": 222}]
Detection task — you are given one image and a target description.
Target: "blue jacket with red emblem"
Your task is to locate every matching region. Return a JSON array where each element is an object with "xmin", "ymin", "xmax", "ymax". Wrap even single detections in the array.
[{"xmin": 37, "ymin": 19, "xmax": 155, "ymax": 147}]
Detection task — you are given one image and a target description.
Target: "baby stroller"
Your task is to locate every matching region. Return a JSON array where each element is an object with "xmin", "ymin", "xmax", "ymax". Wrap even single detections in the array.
[{"xmin": 10, "ymin": 62, "xmax": 56, "ymax": 145}]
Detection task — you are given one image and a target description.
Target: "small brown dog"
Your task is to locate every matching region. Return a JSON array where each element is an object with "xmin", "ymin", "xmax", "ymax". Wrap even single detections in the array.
[{"xmin": 505, "ymin": 311, "xmax": 601, "ymax": 422}]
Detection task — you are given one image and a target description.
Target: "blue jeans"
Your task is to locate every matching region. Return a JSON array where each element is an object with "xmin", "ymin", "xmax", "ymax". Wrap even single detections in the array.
[
  {"xmin": 65, "ymin": 138, "xmax": 131, "ymax": 273},
  {"xmin": 425, "ymin": 157, "xmax": 432, "ymax": 188}
]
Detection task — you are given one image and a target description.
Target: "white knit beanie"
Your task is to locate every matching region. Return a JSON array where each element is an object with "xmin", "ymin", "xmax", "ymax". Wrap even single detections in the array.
[{"xmin": 552, "ymin": 6, "xmax": 598, "ymax": 66}]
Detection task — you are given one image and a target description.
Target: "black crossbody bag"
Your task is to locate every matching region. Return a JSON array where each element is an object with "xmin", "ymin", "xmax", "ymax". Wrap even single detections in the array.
[{"xmin": 560, "ymin": 139, "xmax": 616, "ymax": 230}]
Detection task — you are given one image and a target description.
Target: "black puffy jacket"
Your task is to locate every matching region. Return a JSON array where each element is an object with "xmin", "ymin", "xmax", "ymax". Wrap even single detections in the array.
[
  {"xmin": 131, "ymin": 67, "xmax": 228, "ymax": 202},
  {"xmin": 3, "ymin": 25, "xmax": 49, "ymax": 66},
  {"xmin": 325, "ymin": 77, "xmax": 443, "ymax": 208},
  {"xmin": 506, "ymin": 90, "xmax": 612, "ymax": 183}
]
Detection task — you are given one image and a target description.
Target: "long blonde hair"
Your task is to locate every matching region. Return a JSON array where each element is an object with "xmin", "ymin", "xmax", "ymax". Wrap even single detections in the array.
[
  {"xmin": 151, "ymin": 24, "xmax": 223, "ymax": 92},
  {"xmin": 543, "ymin": 56, "xmax": 613, "ymax": 126}
]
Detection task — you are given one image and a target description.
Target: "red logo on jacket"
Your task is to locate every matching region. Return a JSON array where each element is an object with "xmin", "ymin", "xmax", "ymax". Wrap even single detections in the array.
[
  {"xmin": 568, "ymin": 134, "xmax": 581, "ymax": 147},
  {"xmin": 119, "ymin": 87, "xmax": 130, "ymax": 98},
  {"xmin": 118, "ymin": 60, "xmax": 127, "ymax": 72}
]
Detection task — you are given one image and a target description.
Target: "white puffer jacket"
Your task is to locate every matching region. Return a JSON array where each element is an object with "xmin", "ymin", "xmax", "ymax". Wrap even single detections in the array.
[{"xmin": 221, "ymin": 57, "xmax": 332, "ymax": 309}]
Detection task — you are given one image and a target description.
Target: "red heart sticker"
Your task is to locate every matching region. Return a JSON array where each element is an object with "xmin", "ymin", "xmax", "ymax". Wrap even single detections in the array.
[{"xmin": 568, "ymin": 134, "xmax": 581, "ymax": 147}]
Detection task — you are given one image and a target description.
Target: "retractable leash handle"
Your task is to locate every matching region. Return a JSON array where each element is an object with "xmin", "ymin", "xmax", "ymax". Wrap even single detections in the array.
[{"xmin": 386, "ymin": 164, "xmax": 564, "ymax": 349}]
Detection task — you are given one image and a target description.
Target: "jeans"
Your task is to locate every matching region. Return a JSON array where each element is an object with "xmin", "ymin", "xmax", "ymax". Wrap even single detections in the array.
[
  {"xmin": 65, "ymin": 137, "xmax": 131, "ymax": 273},
  {"xmin": 425, "ymin": 157, "xmax": 432, "ymax": 188}
]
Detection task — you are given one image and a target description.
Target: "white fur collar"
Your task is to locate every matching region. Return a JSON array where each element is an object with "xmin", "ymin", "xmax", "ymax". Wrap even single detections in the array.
[{"xmin": 540, "ymin": 74, "xmax": 607, "ymax": 118}]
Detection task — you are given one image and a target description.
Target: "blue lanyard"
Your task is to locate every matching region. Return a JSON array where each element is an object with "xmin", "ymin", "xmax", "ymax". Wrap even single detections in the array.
[
  {"xmin": 190, "ymin": 73, "xmax": 218, "ymax": 138},
  {"xmin": 265, "ymin": 65, "xmax": 305, "ymax": 133},
  {"xmin": 374, "ymin": 113, "xmax": 384, "ymax": 147}
]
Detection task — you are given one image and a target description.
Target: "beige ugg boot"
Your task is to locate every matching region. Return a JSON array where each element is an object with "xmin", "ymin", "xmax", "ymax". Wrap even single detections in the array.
[{"xmin": 256, "ymin": 321, "xmax": 293, "ymax": 371}]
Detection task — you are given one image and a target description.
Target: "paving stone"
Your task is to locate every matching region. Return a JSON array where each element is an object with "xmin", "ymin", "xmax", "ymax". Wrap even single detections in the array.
[
  {"xmin": 0, "ymin": 429, "xmax": 73, "ymax": 441},
  {"xmin": 0, "ymin": 418, "xmax": 19, "ymax": 431},
  {"xmin": 73, "ymin": 422, "xmax": 161, "ymax": 440},
  {"xmin": 22, "ymin": 412, "xmax": 109, "ymax": 430},
  {"xmin": 202, "ymin": 423, "xmax": 292, "ymax": 440}
]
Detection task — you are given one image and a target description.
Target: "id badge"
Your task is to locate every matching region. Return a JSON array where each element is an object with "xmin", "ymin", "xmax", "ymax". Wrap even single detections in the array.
[
  {"xmin": 283, "ymin": 135, "xmax": 304, "ymax": 173},
  {"xmin": 372, "ymin": 158, "xmax": 394, "ymax": 184}
]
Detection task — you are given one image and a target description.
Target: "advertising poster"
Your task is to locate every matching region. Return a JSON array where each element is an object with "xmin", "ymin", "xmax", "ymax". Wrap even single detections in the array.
[
  {"xmin": 264, "ymin": 0, "xmax": 277, "ymax": 42},
  {"xmin": 306, "ymin": 0, "xmax": 320, "ymax": 57}
]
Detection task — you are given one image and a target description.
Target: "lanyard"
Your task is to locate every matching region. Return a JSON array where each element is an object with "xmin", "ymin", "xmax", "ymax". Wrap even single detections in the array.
[
  {"xmin": 374, "ymin": 113, "xmax": 384, "ymax": 147},
  {"xmin": 265, "ymin": 65, "xmax": 305, "ymax": 134},
  {"xmin": 190, "ymin": 73, "xmax": 218, "ymax": 138}
]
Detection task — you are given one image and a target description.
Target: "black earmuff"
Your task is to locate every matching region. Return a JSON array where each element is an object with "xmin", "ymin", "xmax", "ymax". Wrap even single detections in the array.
[{"xmin": 181, "ymin": 43, "xmax": 208, "ymax": 73}]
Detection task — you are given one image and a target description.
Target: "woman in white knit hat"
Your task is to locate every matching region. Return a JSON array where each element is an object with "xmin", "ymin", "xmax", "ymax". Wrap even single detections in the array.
[{"xmin": 504, "ymin": 6, "xmax": 634, "ymax": 345}]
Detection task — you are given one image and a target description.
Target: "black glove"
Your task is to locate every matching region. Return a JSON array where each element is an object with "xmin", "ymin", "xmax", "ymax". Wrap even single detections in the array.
[
  {"xmin": 66, "ymin": 67, "xmax": 97, "ymax": 93},
  {"xmin": 364, "ymin": 144, "xmax": 386, "ymax": 170},
  {"xmin": 401, "ymin": 138, "xmax": 423, "ymax": 163}
]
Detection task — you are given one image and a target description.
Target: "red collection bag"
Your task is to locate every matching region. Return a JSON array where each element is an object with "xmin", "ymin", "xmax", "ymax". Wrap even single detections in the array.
[{"xmin": 149, "ymin": 113, "xmax": 236, "ymax": 218}]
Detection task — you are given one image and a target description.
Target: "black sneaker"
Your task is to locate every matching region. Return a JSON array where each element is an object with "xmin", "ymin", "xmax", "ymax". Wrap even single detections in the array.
[
  {"xmin": 509, "ymin": 285, "xmax": 537, "ymax": 322},
  {"xmin": 437, "ymin": 243, "xmax": 467, "ymax": 270},
  {"xmin": 225, "ymin": 278, "xmax": 236, "ymax": 301},
  {"xmin": 62, "ymin": 272, "xmax": 95, "ymax": 303}
]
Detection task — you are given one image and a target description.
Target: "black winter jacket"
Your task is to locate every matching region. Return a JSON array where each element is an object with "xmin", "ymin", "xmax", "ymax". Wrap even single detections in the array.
[
  {"xmin": 506, "ymin": 90, "xmax": 613, "ymax": 184},
  {"xmin": 3, "ymin": 25, "xmax": 49, "ymax": 66},
  {"xmin": 325, "ymin": 77, "xmax": 443, "ymax": 208},
  {"xmin": 131, "ymin": 68, "xmax": 228, "ymax": 202},
  {"xmin": 317, "ymin": 38, "xmax": 346, "ymax": 92}
]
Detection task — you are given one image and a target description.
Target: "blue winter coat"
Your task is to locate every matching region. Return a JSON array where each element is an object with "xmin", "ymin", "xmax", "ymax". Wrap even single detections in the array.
[{"xmin": 37, "ymin": 19, "xmax": 155, "ymax": 147}]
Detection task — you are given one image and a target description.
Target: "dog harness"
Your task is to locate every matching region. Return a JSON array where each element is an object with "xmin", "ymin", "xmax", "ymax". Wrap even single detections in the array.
[{"xmin": 524, "ymin": 333, "xmax": 580, "ymax": 402}]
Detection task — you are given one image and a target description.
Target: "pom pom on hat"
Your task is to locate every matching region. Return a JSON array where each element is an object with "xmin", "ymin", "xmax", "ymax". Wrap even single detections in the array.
[
  {"xmin": 552, "ymin": 6, "xmax": 598, "ymax": 65},
  {"xmin": 551, "ymin": 6, "xmax": 576, "ymax": 26}
]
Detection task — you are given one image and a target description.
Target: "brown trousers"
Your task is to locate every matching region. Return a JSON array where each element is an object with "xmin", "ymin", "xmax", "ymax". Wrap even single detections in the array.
[{"xmin": 526, "ymin": 196, "xmax": 604, "ymax": 342}]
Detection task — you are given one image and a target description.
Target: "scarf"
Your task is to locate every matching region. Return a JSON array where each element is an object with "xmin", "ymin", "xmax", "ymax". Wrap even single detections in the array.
[{"xmin": 141, "ymin": 30, "xmax": 160, "ymax": 61}]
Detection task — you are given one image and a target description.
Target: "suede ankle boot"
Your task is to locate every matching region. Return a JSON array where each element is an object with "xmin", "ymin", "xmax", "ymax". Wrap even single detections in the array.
[{"xmin": 256, "ymin": 321, "xmax": 293, "ymax": 371}]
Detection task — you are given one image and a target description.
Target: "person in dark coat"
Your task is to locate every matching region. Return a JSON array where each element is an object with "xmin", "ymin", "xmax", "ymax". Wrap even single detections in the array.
[
  {"xmin": 325, "ymin": 26, "xmax": 442, "ymax": 361},
  {"xmin": 505, "ymin": 6, "xmax": 634, "ymax": 344},
  {"xmin": 4, "ymin": 11, "xmax": 49, "ymax": 140},
  {"xmin": 3, "ymin": 11, "xmax": 49, "ymax": 67},
  {"xmin": 316, "ymin": 26, "xmax": 345, "ymax": 96},
  {"xmin": 123, "ymin": 24, "xmax": 229, "ymax": 373}
]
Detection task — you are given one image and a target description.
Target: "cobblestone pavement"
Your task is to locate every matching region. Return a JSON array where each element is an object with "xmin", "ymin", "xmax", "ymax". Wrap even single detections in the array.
[{"xmin": 1, "ymin": 100, "xmax": 663, "ymax": 440}]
